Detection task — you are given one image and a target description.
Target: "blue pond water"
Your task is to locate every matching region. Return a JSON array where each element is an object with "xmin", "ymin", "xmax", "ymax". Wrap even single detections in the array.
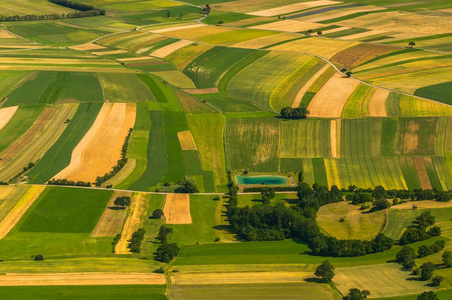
[{"xmin": 235, "ymin": 175, "xmax": 288, "ymax": 185}]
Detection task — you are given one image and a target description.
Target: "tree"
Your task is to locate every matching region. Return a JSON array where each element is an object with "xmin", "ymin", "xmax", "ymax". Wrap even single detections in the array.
[
  {"xmin": 431, "ymin": 275, "xmax": 443, "ymax": 286},
  {"xmin": 409, "ymin": 41, "xmax": 416, "ymax": 48},
  {"xmin": 151, "ymin": 209, "xmax": 164, "ymax": 219},
  {"xmin": 418, "ymin": 245, "xmax": 433, "ymax": 258},
  {"xmin": 346, "ymin": 71, "xmax": 353, "ymax": 78},
  {"xmin": 280, "ymin": 106, "xmax": 309, "ymax": 119},
  {"xmin": 34, "ymin": 254, "xmax": 44, "ymax": 261},
  {"xmin": 427, "ymin": 226, "xmax": 441, "ymax": 237},
  {"xmin": 218, "ymin": 20, "xmax": 224, "ymax": 25},
  {"xmin": 403, "ymin": 255, "xmax": 416, "ymax": 270},
  {"xmin": 417, "ymin": 291, "xmax": 438, "ymax": 300},
  {"xmin": 343, "ymin": 288, "xmax": 370, "ymax": 300},
  {"xmin": 372, "ymin": 199, "xmax": 391, "ymax": 211},
  {"xmin": 307, "ymin": 29, "xmax": 313, "ymax": 34},
  {"xmin": 317, "ymin": 31, "xmax": 322, "ymax": 35},
  {"xmin": 166, "ymin": 10, "xmax": 170, "ymax": 18},
  {"xmin": 315, "ymin": 260, "xmax": 335, "ymax": 282},
  {"xmin": 419, "ymin": 262, "xmax": 435, "ymax": 280},
  {"xmin": 442, "ymin": 250, "xmax": 451, "ymax": 267},
  {"xmin": 261, "ymin": 187, "xmax": 275, "ymax": 205},
  {"xmin": 114, "ymin": 196, "xmax": 131, "ymax": 209},
  {"xmin": 175, "ymin": 178, "xmax": 198, "ymax": 193}
]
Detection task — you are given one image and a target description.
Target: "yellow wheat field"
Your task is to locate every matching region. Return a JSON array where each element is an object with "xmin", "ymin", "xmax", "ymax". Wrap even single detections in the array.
[
  {"xmin": 177, "ymin": 130, "xmax": 197, "ymax": 150},
  {"xmin": 163, "ymin": 193, "xmax": 192, "ymax": 224},
  {"xmin": 0, "ymin": 106, "xmax": 18, "ymax": 132}
]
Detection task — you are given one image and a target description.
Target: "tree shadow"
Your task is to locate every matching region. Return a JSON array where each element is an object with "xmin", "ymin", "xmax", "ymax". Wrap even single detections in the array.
[
  {"xmin": 304, "ymin": 277, "xmax": 324, "ymax": 283},
  {"xmin": 406, "ymin": 277, "xmax": 423, "ymax": 282},
  {"xmin": 108, "ymin": 206, "xmax": 125, "ymax": 210}
]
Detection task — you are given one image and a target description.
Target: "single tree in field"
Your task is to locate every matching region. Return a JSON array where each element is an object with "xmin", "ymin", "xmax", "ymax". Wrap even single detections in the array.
[
  {"xmin": 218, "ymin": 20, "xmax": 224, "ymax": 26},
  {"xmin": 346, "ymin": 71, "xmax": 353, "ymax": 78},
  {"xmin": 409, "ymin": 41, "xmax": 416, "ymax": 48},
  {"xmin": 114, "ymin": 196, "xmax": 131, "ymax": 209},
  {"xmin": 419, "ymin": 262, "xmax": 435, "ymax": 281},
  {"xmin": 431, "ymin": 275, "xmax": 443, "ymax": 286},
  {"xmin": 151, "ymin": 209, "xmax": 164, "ymax": 219},
  {"xmin": 317, "ymin": 31, "xmax": 323, "ymax": 35},
  {"xmin": 261, "ymin": 187, "xmax": 275, "ymax": 205},
  {"xmin": 315, "ymin": 260, "xmax": 335, "ymax": 282},
  {"xmin": 342, "ymin": 288, "xmax": 370, "ymax": 300},
  {"xmin": 417, "ymin": 291, "xmax": 438, "ymax": 300},
  {"xmin": 307, "ymin": 29, "xmax": 313, "ymax": 34},
  {"xmin": 34, "ymin": 254, "xmax": 44, "ymax": 261},
  {"xmin": 166, "ymin": 10, "xmax": 170, "ymax": 18},
  {"xmin": 442, "ymin": 250, "xmax": 452, "ymax": 267}
]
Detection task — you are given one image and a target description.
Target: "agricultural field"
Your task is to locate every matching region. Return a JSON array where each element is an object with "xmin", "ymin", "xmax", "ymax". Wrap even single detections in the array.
[{"xmin": 0, "ymin": 0, "xmax": 451, "ymax": 299}]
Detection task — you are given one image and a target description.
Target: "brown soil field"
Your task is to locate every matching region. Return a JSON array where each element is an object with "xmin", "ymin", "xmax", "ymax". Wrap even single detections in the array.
[
  {"xmin": 184, "ymin": 88, "xmax": 218, "ymax": 94},
  {"xmin": 177, "ymin": 131, "xmax": 197, "ymax": 150},
  {"xmin": 251, "ymin": 20, "xmax": 320, "ymax": 33},
  {"xmin": 0, "ymin": 273, "xmax": 165, "ymax": 286},
  {"xmin": 163, "ymin": 193, "xmax": 192, "ymax": 224},
  {"xmin": 292, "ymin": 64, "xmax": 330, "ymax": 108},
  {"xmin": 151, "ymin": 24, "xmax": 206, "ymax": 34},
  {"xmin": 69, "ymin": 43, "xmax": 106, "ymax": 51},
  {"xmin": 249, "ymin": 1, "xmax": 340, "ymax": 16},
  {"xmin": 91, "ymin": 191, "xmax": 131, "ymax": 237},
  {"xmin": 306, "ymin": 6, "xmax": 385, "ymax": 23},
  {"xmin": 0, "ymin": 106, "xmax": 18, "ymax": 131},
  {"xmin": 401, "ymin": 120, "xmax": 419, "ymax": 154},
  {"xmin": 0, "ymin": 108, "xmax": 55, "ymax": 162},
  {"xmin": 330, "ymin": 43, "xmax": 399, "ymax": 68},
  {"xmin": 0, "ymin": 186, "xmax": 45, "ymax": 240},
  {"xmin": 171, "ymin": 271, "xmax": 311, "ymax": 285},
  {"xmin": 91, "ymin": 50, "xmax": 127, "ymax": 56},
  {"xmin": 393, "ymin": 200, "xmax": 452, "ymax": 210},
  {"xmin": 54, "ymin": 103, "xmax": 136, "ymax": 182},
  {"xmin": 413, "ymin": 156, "xmax": 432, "ymax": 189},
  {"xmin": 115, "ymin": 193, "xmax": 149, "ymax": 254},
  {"xmin": 150, "ymin": 40, "xmax": 193, "ymax": 58},
  {"xmin": 368, "ymin": 88, "xmax": 389, "ymax": 117},
  {"xmin": 308, "ymin": 73, "xmax": 360, "ymax": 118}
]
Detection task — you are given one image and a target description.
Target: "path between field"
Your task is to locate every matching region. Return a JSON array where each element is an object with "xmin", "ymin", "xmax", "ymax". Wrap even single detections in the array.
[
  {"xmin": 0, "ymin": 186, "xmax": 45, "ymax": 240},
  {"xmin": 0, "ymin": 273, "xmax": 165, "ymax": 286},
  {"xmin": 171, "ymin": 271, "xmax": 312, "ymax": 285},
  {"xmin": 115, "ymin": 193, "xmax": 148, "ymax": 254}
]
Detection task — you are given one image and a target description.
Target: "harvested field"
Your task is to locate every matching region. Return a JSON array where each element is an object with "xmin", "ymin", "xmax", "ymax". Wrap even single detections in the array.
[
  {"xmin": 0, "ymin": 104, "xmax": 78, "ymax": 181},
  {"xmin": 342, "ymin": 29, "xmax": 386, "ymax": 40},
  {"xmin": 117, "ymin": 57, "xmax": 156, "ymax": 62},
  {"xmin": 0, "ymin": 186, "xmax": 15, "ymax": 200},
  {"xmin": 171, "ymin": 271, "xmax": 310, "ymax": 285},
  {"xmin": 90, "ymin": 191, "xmax": 131, "ymax": 237},
  {"xmin": 249, "ymin": 1, "xmax": 340, "ymax": 16},
  {"xmin": 91, "ymin": 50, "xmax": 127, "ymax": 56},
  {"xmin": 334, "ymin": 263, "xmax": 434, "ymax": 298},
  {"xmin": 184, "ymin": 88, "xmax": 218, "ymax": 94},
  {"xmin": 0, "ymin": 31, "xmax": 16, "ymax": 39},
  {"xmin": 368, "ymin": 88, "xmax": 389, "ymax": 117},
  {"xmin": 115, "ymin": 193, "xmax": 149, "ymax": 254},
  {"xmin": 0, "ymin": 186, "xmax": 45, "ymax": 240},
  {"xmin": 177, "ymin": 131, "xmax": 197, "ymax": 151},
  {"xmin": 54, "ymin": 103, "xmax": 136, "ymax": 182},
  {"xmin": 396, "ymin": 118, "xmax": 437, "ymax": 155},
  {"xmin": 233, "ymin": 32, "xmax": 300, "ymax": 49},
  {"xmin": 331, "ymin": 120, "xmax": 338, "ymax": 158},
  {"xmin": 151, "ymin": 24, "xmax": 207, "ymax": 34},
  {"xmin": 150, "ymin": 40, "xmax": 192, "ymax": 58},
  {"xmin": 330, "ymin": 43, "xmax": 399, "ymax": 69},
  {"xmin": 0, "ymin": 106, "xmax": 18, "ymax": 132},
  {"xmin": 251, "ymin": 20, "xmax": 320, "ymax": 33},
  {"xmin": 393, "ymin": 200, "xmax": 452, "ymax": 210},
  {"xmin": 164, "ymin": 193, "xmax": 192, "ymax": 225},
  {"xmin": 321, "ymin": 27, "xmax": 351, "ymax": 34},
  {"xmin": 69, "ymin": 43, "xmax": 106, "ymax": 51},
  {"xmin": 307, "ymin": 73, "xmax": 360, "ymax": 118},
  {"xmin": 0, "ymin": 273, "xmax": 165, "ymax": 286},
  {"xmin": 292, "ymin": 64, "xmax": 330, "ymax": 108},
  {"xmin": 306, "ymin": 6, "xmax": 386, "ymax": 23},
  {"xmin": 413, "ymin": 156, "xmax": 432, "ymax": 189}
]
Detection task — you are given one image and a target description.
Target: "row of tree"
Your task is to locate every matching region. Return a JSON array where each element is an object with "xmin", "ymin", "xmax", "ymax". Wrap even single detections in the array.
[
  {"xmin": 47, "ymin": 178, "xmax": 91, "ymax": 187},
  {"xmin": 128, "ymin": 228, "xmax": 145, "ymax": 253},
  {"xmin": 96, "ymin": 128, "xmax": 133, "ymax": 186},
  {"xmin": 155, "ymin": 226, "xmax": 179, "ymax": 262},
  {"xmin": 400, "ymin": 211, "xmax": 441, "ymax": 245}
]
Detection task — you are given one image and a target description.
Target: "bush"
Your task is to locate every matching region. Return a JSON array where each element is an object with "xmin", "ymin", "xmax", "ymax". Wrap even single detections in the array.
[
  {"xmin": 34, "ymin": 254, "xmax": 44, "ymax": 261},
  {"xmin": 154, "ymin": 267, "xmax": 165, "ymax": 274}
]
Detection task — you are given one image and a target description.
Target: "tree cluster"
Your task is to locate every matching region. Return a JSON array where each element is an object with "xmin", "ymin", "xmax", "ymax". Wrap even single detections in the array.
[
  {"xmin": 396, "ymin": 241, "xmax": 445, "ymax": 271},
  {"xmin": 226, "ymin": 174, "xmax": 394, "ymax": 257},
  {"xmin": 128, "ymin": 228, "xmax": 145, "ymax": 253},
  {"xmin": 155, "ymin": 226, "xmax": 179, "ymax": 262},
  {"xmin": 314, "ymin": 260, "xmax": 335, "ymax": 282},
  {"xmin": 95, "ymin": 128, "xmax": 133, "ymax": 186},
  {"xmin": 47, "ymin": 178, "xmax": 91, "ymax": 187},
  {"xmin": 400, "ymin": 211, "xmax": 441, "ymax": 245},
  {"xmin": 342, "ymin": 288, "xmax": 370, "ymax": 300},
  {"xmin": 280, "ymin": 106, "xmax": 309, "ymax": 119},
  {"xmin": 9, "ymin": 162, "xmax": 35, "ymax": 183},
  {"xmin": 174, "ymin": 178, "xmax": 199, "ymax": 193},
  {"xmin": 418, "ymin": 240, "xmax": 445, "ymax": 258},
  {"xmin": 417, "ymin": 291, "xmax": 438, "ymax": 300}
]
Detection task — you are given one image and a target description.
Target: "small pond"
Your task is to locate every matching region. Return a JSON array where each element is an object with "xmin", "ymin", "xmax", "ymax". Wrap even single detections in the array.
[{"xmin": 235, "ymin": 175, "xmax": 288, "ymax": 185}]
